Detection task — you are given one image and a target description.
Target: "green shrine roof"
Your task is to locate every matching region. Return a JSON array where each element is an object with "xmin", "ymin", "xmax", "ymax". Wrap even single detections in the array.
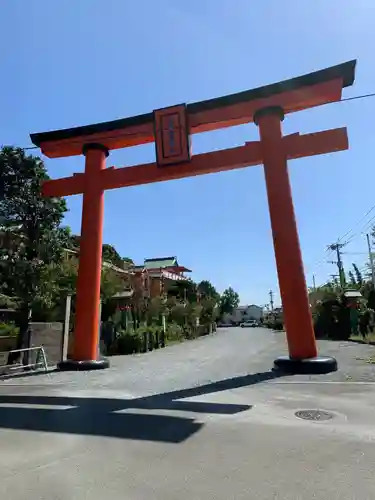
[{"xmin": 144, "ymin": 257, "xmax": 178, "ymax": 269}]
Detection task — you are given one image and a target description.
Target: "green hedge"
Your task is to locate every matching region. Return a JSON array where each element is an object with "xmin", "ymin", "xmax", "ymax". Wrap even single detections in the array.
[
  {"xmin": 0, "ymin": 323, "xmax": 19, "ymax": 337},
  {"xmin": 109, "ymin": 322, "xmax": 213, "ymax": 356}
]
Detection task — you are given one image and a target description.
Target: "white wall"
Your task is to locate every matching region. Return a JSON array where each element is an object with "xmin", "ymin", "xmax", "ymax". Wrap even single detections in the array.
[{"xmin": 223, "ymin": 305, "xmax": 263, "ymax": 324}]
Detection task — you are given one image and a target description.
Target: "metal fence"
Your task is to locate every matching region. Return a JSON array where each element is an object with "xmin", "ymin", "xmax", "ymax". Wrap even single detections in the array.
[{"xmin": 0, "ymin": 346, "xmax": 48, "ymax": 375}]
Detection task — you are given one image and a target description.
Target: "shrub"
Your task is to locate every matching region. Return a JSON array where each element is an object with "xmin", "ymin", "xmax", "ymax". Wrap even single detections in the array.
[
  {"xmin": 0, "ymin": 323, "xmax": 19, "ymax": 337},
  {"xmin": 136, "ymin": 324, "xmax": 164, "ymax": 350},
  {"xmin": 197, "ymin": 324, "xmax": 210, "ymax": 336},
  {"xmin": 110, "ymin": 324, "xmax": 165, "ymax": 355},
  {"xmin": 110, "ymin": 329, "xmax": 142, "ymax": 355},
  {"xmin": 108, "ymin": 319, "xmax": 216, "ymax": 356},
  {"xmin": 166, "ymin": 322, "xmax": 183, "ymax": 342}
]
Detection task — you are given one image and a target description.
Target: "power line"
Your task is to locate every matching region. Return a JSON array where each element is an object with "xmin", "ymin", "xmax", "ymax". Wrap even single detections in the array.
[
  {"xmin": 342, "ymin": 251, "xmax": 368, "ymax": 255},
  {"xmin": 8, "ymin": 90, "xmax": 375, "ymax": 152},
  {"xmin": 340, "ymin": 92, "xmax": 375, "ymax": 103},
  {"xmin": 338, "ymin": 205, "xmax": 375, "ymax": 244},
  {"xmin": 305, "ymin": 246, "xmax": 335, "ymax": 279},
  {"xmin": 342, "ymin": 214, "xmax": 375, "ymax": 248},
  {"xmin": 310, "ymin": 202, "xmax": 375, "ymax": 284}
]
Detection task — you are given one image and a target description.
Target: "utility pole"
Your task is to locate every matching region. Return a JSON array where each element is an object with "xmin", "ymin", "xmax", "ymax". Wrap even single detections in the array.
[
  {"xmin": 366, "ymin": 233, "xmax": 375, "ymax": 288},
  {"xmin": 269, "ymin": 289, "xmax": 274, "ymax": 311},
  {"xmin": 328, "ymin": 242, "xmax": 346, "ymax": 289},
  {"xmin": 312, "ymin": 274, "xmax": 316, "ymax": 292}
]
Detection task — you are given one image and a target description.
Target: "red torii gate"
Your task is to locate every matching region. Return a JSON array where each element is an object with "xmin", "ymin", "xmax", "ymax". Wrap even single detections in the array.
[{"xmin": 31, "ymin": 60, "xmax": 356, "ymax": 373}]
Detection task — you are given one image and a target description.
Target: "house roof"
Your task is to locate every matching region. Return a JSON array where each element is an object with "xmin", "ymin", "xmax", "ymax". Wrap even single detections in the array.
[
  {"xmin": 64, "ymin": 248, "xmax": 133, "ymax": 275},
  {"xmin": 343, "ymin": 290, "xmax": 362, "ymax": 298},
  {"xmin": 237, "ymin": 304, "xmax": 263, "ymax": 310},
  {"xmin": 144, "ymin": 257, "xmax": 178, "ymax": 269},
  {"xmin": 112, "ymin": 290, "xmax": 134, "ymax": 299},
  {"xmin": 102, "ymin": 261, "xmax": 133, "ymax": 275}
]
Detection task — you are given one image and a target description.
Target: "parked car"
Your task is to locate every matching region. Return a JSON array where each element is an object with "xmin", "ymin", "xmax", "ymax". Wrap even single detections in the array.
[{"xmin": 240, "ymin": 320, "xmax": 258, "ymax": 328}]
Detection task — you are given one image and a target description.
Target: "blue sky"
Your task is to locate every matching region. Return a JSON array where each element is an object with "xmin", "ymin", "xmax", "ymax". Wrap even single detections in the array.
[{"xmin": 1, "ymin": 1, "xmax": 374, "ymax": 306}]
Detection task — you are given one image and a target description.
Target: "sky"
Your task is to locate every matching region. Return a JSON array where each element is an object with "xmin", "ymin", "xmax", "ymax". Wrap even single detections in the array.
[{"xmin": 1, "ymin": 0, "xmax": 375, "ymax": 307}]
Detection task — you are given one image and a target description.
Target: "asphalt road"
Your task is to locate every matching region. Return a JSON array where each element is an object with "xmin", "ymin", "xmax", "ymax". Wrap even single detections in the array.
[{"xmin": 1, "ymin": 327, "xmax": 375, "ymax": 499}]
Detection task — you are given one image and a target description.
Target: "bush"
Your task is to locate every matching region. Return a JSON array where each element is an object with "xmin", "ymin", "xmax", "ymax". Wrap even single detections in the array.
[
  {"xmin": 0, "ymin": 323, "xmax": 19, "ymax": 337},
  {"xmin": 165, "ymin": 322, "xmax": 183, "ymax": 342},
  {"xmin": 108, "ymin": 320, "xmax": 216, "ymax": 356},
  {"xmin": 272, "ymin": 320, "xmax": 283, "ymax": 331},
  {"xmin": 110, "ymin": 329, "xmax": 142, "ymax": 355},
  {"xmin": 137, "ymin": 324, "xmax": 164, "ymax": 350},
  {"xmin": 197, "ymin": 324, "xmax": 210, "ymax": 336},
  {"xmin": 110, "ymin": 325, "xmax": 165, "ymax": 355}
]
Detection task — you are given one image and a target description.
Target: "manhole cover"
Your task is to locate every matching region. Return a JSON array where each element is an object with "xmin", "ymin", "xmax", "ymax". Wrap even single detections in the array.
[{"xmin": 295, "ymin": 410, "xmax": 334, "ymax": 421}]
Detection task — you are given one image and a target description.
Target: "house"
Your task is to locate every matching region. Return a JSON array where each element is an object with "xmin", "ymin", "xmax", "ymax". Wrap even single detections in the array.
[
  {"xmin": 132, "ymin": 256, "xmax": 191, "ymax": 299},
  {"xmin": 223, "ymin": 304, "xmax": 264, "ymax": 325},
  {"xmin": 61, "ymin": 248, "xmax": 134, "ymax": 306}
]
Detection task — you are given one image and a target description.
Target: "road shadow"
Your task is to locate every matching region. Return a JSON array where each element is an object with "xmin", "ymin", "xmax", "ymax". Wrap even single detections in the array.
[{"xmin": 0, "ymin": 369, "xmax": 284, "ymax": 443}]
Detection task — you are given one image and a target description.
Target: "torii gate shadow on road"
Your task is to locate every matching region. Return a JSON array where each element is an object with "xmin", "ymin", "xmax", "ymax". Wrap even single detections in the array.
[
  {"xmin": 30, "ymin": 60, "xmax": 357, "ymax": 375},
  {"xmin": 0, "ymin": 371, "xmax": 282, "ymax": 443}
]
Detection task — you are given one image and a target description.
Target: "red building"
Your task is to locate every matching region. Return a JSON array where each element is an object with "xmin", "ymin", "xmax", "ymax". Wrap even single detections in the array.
[{"xmin": 132, "ymin": 256, "xmax": 191, "ymax": 298}]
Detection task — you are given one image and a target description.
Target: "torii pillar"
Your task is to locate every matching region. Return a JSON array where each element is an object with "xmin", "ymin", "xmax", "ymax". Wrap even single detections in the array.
[
  {"xmin": 30, "ymin": 59, "xmax": 356, "ymax": 373},
  {"xmin": 254, "ymin": 106, "xmax": 319, "ymax": 370},
  {"xmin": 73, "ymin": 144, "xmax": 108, "ymax": 365}
]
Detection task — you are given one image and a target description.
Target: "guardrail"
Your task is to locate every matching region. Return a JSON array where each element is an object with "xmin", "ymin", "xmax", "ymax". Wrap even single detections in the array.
[{"xmin": 0, "ymin": 346, "xmax": 48, "ymax": 374}]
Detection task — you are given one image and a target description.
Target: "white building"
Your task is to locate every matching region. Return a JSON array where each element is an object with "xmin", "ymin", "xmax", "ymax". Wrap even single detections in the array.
[{"xmin": 223, "ymin": 304, "xmax": 264, "ymax": 325}]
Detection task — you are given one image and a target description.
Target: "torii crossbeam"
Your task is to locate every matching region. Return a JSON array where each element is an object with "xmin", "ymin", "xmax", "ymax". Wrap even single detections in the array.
[{"xmin": 31, "ymin": 60, "xmax": 356, "ymax": 373}]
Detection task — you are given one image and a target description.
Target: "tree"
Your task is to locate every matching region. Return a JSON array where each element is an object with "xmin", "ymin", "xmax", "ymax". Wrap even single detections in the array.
[
  {"xmin": 346, "ymin": 263, "xmax": 365, "ymax": 291},
  {"xmin": 168, "ymin": 279, "xmax": 198, "ymax": 302},
  {"xmin": 0, "ymin": 293, "xmax": 18, "ymax": 309},
  {"xmin": 102, "ymin": 244, "xmax": 123, "ymax": 268},
  {"xmin": 68, "ymin": 234, "xmax": 81, "ymax": 250},
  {"xmin": 199, "ymin": 297, "xmax": 218, "ymax": 325},
  {"xmin": 169, "ymin": 301, "xmax": 189, "ymax": 326},
  {"xmin": 122, "ymin": 257, "xmax": 134, "ymax": 268},
  {"xmin": 348, "ymin": 270, "xmax": 356, "ymax": 287},
  {"xmin": 219, "ymin": 287, "xmax": 240, "ymax": 316},
  {"xmin": 0, "ymin": 146, "xmax": 68, "ymax": 361},
  {"xmin": 352, "ymin": 263, "xmax": 363, "ymax": 286},
  {"xmin": 100, "ymin": 265, "xmax": 127, "ymax": 302},
  {"xmin": 146, "ymin": 296, "xmax": 168, "ymax": 325},
  {"xmin": 197, "ymin": 280, "xmax": 219, "ymax": 301}
]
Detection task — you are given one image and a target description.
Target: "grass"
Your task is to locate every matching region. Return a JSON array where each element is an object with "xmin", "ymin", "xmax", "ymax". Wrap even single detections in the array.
[
  {"xmin": 350, "ymin": 332, "xmax": 375, "ymax": 344},
  {"xmin": 355, "ymin": 357, "xmax": 375, "ymax": 364},
  {"xmin": 350, "ymin": 332, "xmax": 375, "ymax": 365}
]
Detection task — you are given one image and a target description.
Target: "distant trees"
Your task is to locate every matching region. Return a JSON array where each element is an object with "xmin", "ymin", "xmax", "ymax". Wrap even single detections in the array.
[
  {"xmin": 348, "ymin": 263, "xmax": 363, "ymax": 289},
  {"xmin": 219, "ymin": 287, "xmax": 240, "ymax": 316},
  {"xmin": 168, "ymin": 279, "xmax": 198, "ymax": 302},
  {"xmin": 197, "ymin": 280, "xmax": 220, "ymax": 301},
  {"xmin": 102, "ymin": 244, "xmax": 123, "ymax": 268}
]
